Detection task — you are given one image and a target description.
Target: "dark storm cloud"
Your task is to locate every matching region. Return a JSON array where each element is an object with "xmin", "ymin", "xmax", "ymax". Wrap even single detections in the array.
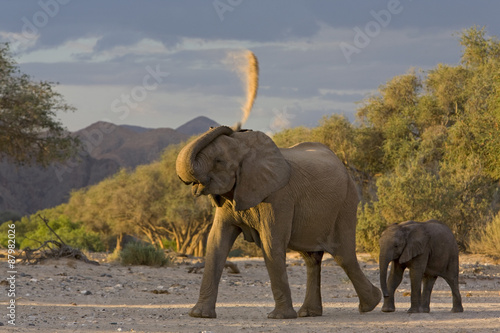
[
  {"xmin": 2, "ymin": 1, "xmax": 499, "ymax": 52},
  {"xmin": 0, "ymin": 1, "xmax": 320, "ymax": 50}
]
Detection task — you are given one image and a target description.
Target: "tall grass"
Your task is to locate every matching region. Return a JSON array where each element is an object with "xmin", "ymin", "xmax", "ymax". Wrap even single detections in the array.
[{"xmin": 470, "ymin": 213, "xmax": 500, "ymax": 258}]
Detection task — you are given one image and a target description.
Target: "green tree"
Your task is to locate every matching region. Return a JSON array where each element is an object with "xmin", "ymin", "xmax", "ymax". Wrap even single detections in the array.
[
  {"xmin": 272, "ymin": 126, "xmax": 312, "ymax": 148},
  {"xmin": 312, "ymin": 115, "xmax": 356, "ymax": 166},
  {"xmin": 354, "ymin": 27, "xmax": 500, "ymax": 253},
  {"xmin": 0, "ymin": 44, "xmax": 79, "ymax": 166},
  {"xmin": 0, "ymin": 208, "xmax": 103, "ymax": 252}
]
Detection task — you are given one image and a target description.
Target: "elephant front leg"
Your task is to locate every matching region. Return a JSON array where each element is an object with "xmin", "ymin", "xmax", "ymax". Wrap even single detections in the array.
[
  {"xmin": 408, "ymin": 268, "xmax": 424, "ymax": 313},
  {"xmin": 298, "ymin": 251, "xmax": 324, "ymax": 317},
  {"xmin": 189, "ymin": 219, "xmax": 241, "ymax": 318},
  {"xmin": 263, "ymin": 250, "xmax": 297, "ymax": 319},
  {"xmin": 382, "ymin": 262, "xmax": 405, "ymax": 312}
]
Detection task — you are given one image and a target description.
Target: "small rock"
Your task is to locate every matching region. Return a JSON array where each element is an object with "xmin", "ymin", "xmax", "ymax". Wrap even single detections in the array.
[
  {"xmin": 151, "ymin": 289, "xmax": 170, "ymax": 294},
  {"xmin": 81, "ymin": 290, "xmax": 92, "ymax": 295}
]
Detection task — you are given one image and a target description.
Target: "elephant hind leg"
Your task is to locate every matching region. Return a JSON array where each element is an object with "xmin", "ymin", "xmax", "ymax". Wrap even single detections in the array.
[
  {"xmin": 443, "ymin": 275, "xmax": 464, "ymax": 313},
  {"xmin": 333, "ymin": 253, "xmax": 382, "ymax": 313},
  {"xmin": 298, "ymin": 251, "xmax": 324, "ymax": 317},
  {"xmin": 331, "ymin": 189, "xmax": 381, "ymax": 313}
]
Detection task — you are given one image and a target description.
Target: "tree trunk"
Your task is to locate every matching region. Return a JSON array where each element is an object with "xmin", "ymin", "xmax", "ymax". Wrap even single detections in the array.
[{"xmin": 115, "ymin": 233, "xmax": 123, "ymax": 251}]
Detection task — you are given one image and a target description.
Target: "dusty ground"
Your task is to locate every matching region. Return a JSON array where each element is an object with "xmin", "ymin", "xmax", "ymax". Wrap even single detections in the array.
[{"xmin": 1, "ymin": 252, "xmax": 499, "ymax": 333}]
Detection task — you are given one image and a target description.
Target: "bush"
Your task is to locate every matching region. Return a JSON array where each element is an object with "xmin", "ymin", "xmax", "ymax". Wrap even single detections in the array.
[
  {"xmin": 119, "ymin": 242, "xmax": 169, "ymax": 266},
  {"xmin": 470, "ymin": 213, "xmax": 500, "ymax": 257},
  {"xmin": 0, "ymin": 213, "xmax": 104, "ymax": 252},
  {"xmin": 356, "ymin": 202, "xmax": 389, "ymax": 256}
]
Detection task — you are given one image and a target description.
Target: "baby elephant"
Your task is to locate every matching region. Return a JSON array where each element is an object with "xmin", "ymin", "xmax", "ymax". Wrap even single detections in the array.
[{"xmin": 379, "ymin": 220, "xmax": 463, "ymax": 313}]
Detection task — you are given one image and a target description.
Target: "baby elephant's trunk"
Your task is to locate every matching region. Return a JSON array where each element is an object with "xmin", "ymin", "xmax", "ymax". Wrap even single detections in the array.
[{"xmin": 379, "ymin": 256, "xmax": 391, "ymax": 298}]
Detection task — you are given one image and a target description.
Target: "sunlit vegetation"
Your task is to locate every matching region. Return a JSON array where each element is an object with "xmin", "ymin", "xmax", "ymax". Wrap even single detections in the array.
[{"xmin": 0, "ymin": 43, "xmax": 79, "ymax": 166}]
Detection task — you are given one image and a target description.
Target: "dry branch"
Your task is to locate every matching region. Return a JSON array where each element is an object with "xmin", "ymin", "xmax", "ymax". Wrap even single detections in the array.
[{"xmin": 20, "ymin": 216, "xmax": 99, "ymax": 265}]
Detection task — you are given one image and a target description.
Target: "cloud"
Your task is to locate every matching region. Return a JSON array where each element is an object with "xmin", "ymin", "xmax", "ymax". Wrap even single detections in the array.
[{"xmin": 1, "ymin": 1, "xmax": 499, "ymax": 133}]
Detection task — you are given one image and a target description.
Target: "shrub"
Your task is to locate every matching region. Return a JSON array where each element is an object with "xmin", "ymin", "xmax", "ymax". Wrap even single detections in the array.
[
  {"xmin": 119, "ymin": 242, "xmax": 169, "ymax": 266},
  {"xmin": 470, "ymin": 213, "xmax": 500, "ymax": 258},
  {"xmin": 356, "ymin": 202, "xmax": 389, "ymax": 256},
  {"xmin": 0, "ymin": 213, "xmax": 104, "ymax": 252}
]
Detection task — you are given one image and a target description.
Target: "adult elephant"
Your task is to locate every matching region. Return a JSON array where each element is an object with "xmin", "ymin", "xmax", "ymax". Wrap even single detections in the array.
[
  {"xmin": 176, "ymin": 125, "xmax": 381, "ymax": 319},
  {"xmin": 379, "ymin": 220, "xmax": 463, "ymax": 313}
]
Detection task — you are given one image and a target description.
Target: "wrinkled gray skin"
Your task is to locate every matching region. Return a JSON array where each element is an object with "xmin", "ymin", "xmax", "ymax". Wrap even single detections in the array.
[
  {"xmin": 379, "ymin": 220, "xmax": 463, "ymax": 313},
  {"xmin": 176, "ymin": 126, "xmax": 381, "ymax": 319}
]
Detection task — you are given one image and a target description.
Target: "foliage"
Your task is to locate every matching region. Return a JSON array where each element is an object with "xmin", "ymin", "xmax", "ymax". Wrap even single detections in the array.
[
  {"xmin": 355, "ymin": 27, "xmax": 500, "ymax": 253},
  {"xmin": 272, "ymin": 126, "xmax": 312, "ymax": 148},
  {"xmin": 0, "ymin": 43, "xmax": 79, "ymax": 166},
  {"xmin": 119, "ymin": 241, "xmax": 169, "ymax": 266},
  {"xmin": 470, "ymin": 212, "xmax": 500, "ymax": 258},
  {"xmin": 0, "ymin": 210, "xmax": 104, "ymax": 252}
]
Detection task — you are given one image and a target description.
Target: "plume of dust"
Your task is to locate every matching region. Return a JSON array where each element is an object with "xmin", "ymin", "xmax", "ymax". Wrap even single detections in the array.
[{"xmin": 225, "ymin": 50, "xmax": 259, "ymax": 130}]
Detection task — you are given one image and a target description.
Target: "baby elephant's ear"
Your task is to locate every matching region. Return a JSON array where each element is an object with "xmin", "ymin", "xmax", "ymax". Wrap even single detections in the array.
[
  {"xmin": 232, "ymin": 131, "xmax": 291, "ymax": 211},
  {"xmin": 399, "ymin": 226, "xmax": 428, "ymax": 264}
]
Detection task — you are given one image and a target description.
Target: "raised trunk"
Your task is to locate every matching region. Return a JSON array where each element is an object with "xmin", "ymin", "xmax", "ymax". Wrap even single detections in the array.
[
  {"xmin": 176, "ymin": 126, "xmax": 233, "ymax": 183},
  {"xmin": 379, "ymin": 255, "xmax": 391, "ymax": 298}
]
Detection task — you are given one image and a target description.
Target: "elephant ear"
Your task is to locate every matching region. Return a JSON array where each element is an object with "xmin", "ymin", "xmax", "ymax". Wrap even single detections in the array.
[
  {"xmin": 399, "ymin": 225, "xmax": 428, "ymax": 264},
  {"xmin": 231, "ymin": 131, "xmax": 291, "ymax": 211}
]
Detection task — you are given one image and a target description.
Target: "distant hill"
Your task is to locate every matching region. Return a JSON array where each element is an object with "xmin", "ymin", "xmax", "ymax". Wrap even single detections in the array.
[
  {"xmin": 0, "ymin": 116, "xmax": 219, "ymax": 216},
  {"xmin": 176, "ymin": 116, "xmax": 219, "ymax": 136}
]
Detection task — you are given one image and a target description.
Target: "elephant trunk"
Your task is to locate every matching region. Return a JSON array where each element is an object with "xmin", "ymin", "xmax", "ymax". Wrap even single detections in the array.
[
  {"xmin": 379, "ymin": 253, "xmax": 391, "ymax": 298},
  {"xmin": 176, "ymin": 126, "xmax": 234, "ymax": 183}
]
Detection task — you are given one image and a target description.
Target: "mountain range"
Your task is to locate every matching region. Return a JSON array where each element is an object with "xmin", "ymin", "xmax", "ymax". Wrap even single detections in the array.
[{"xmin": 0, "ymin": 116, "xmax": 219, "ymax": 217}]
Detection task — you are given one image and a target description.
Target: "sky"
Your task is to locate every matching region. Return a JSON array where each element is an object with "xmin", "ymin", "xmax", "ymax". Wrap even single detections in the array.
[{"xmin": 1, "ymin": 1, "xmax": 499, "ymax": 134}]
